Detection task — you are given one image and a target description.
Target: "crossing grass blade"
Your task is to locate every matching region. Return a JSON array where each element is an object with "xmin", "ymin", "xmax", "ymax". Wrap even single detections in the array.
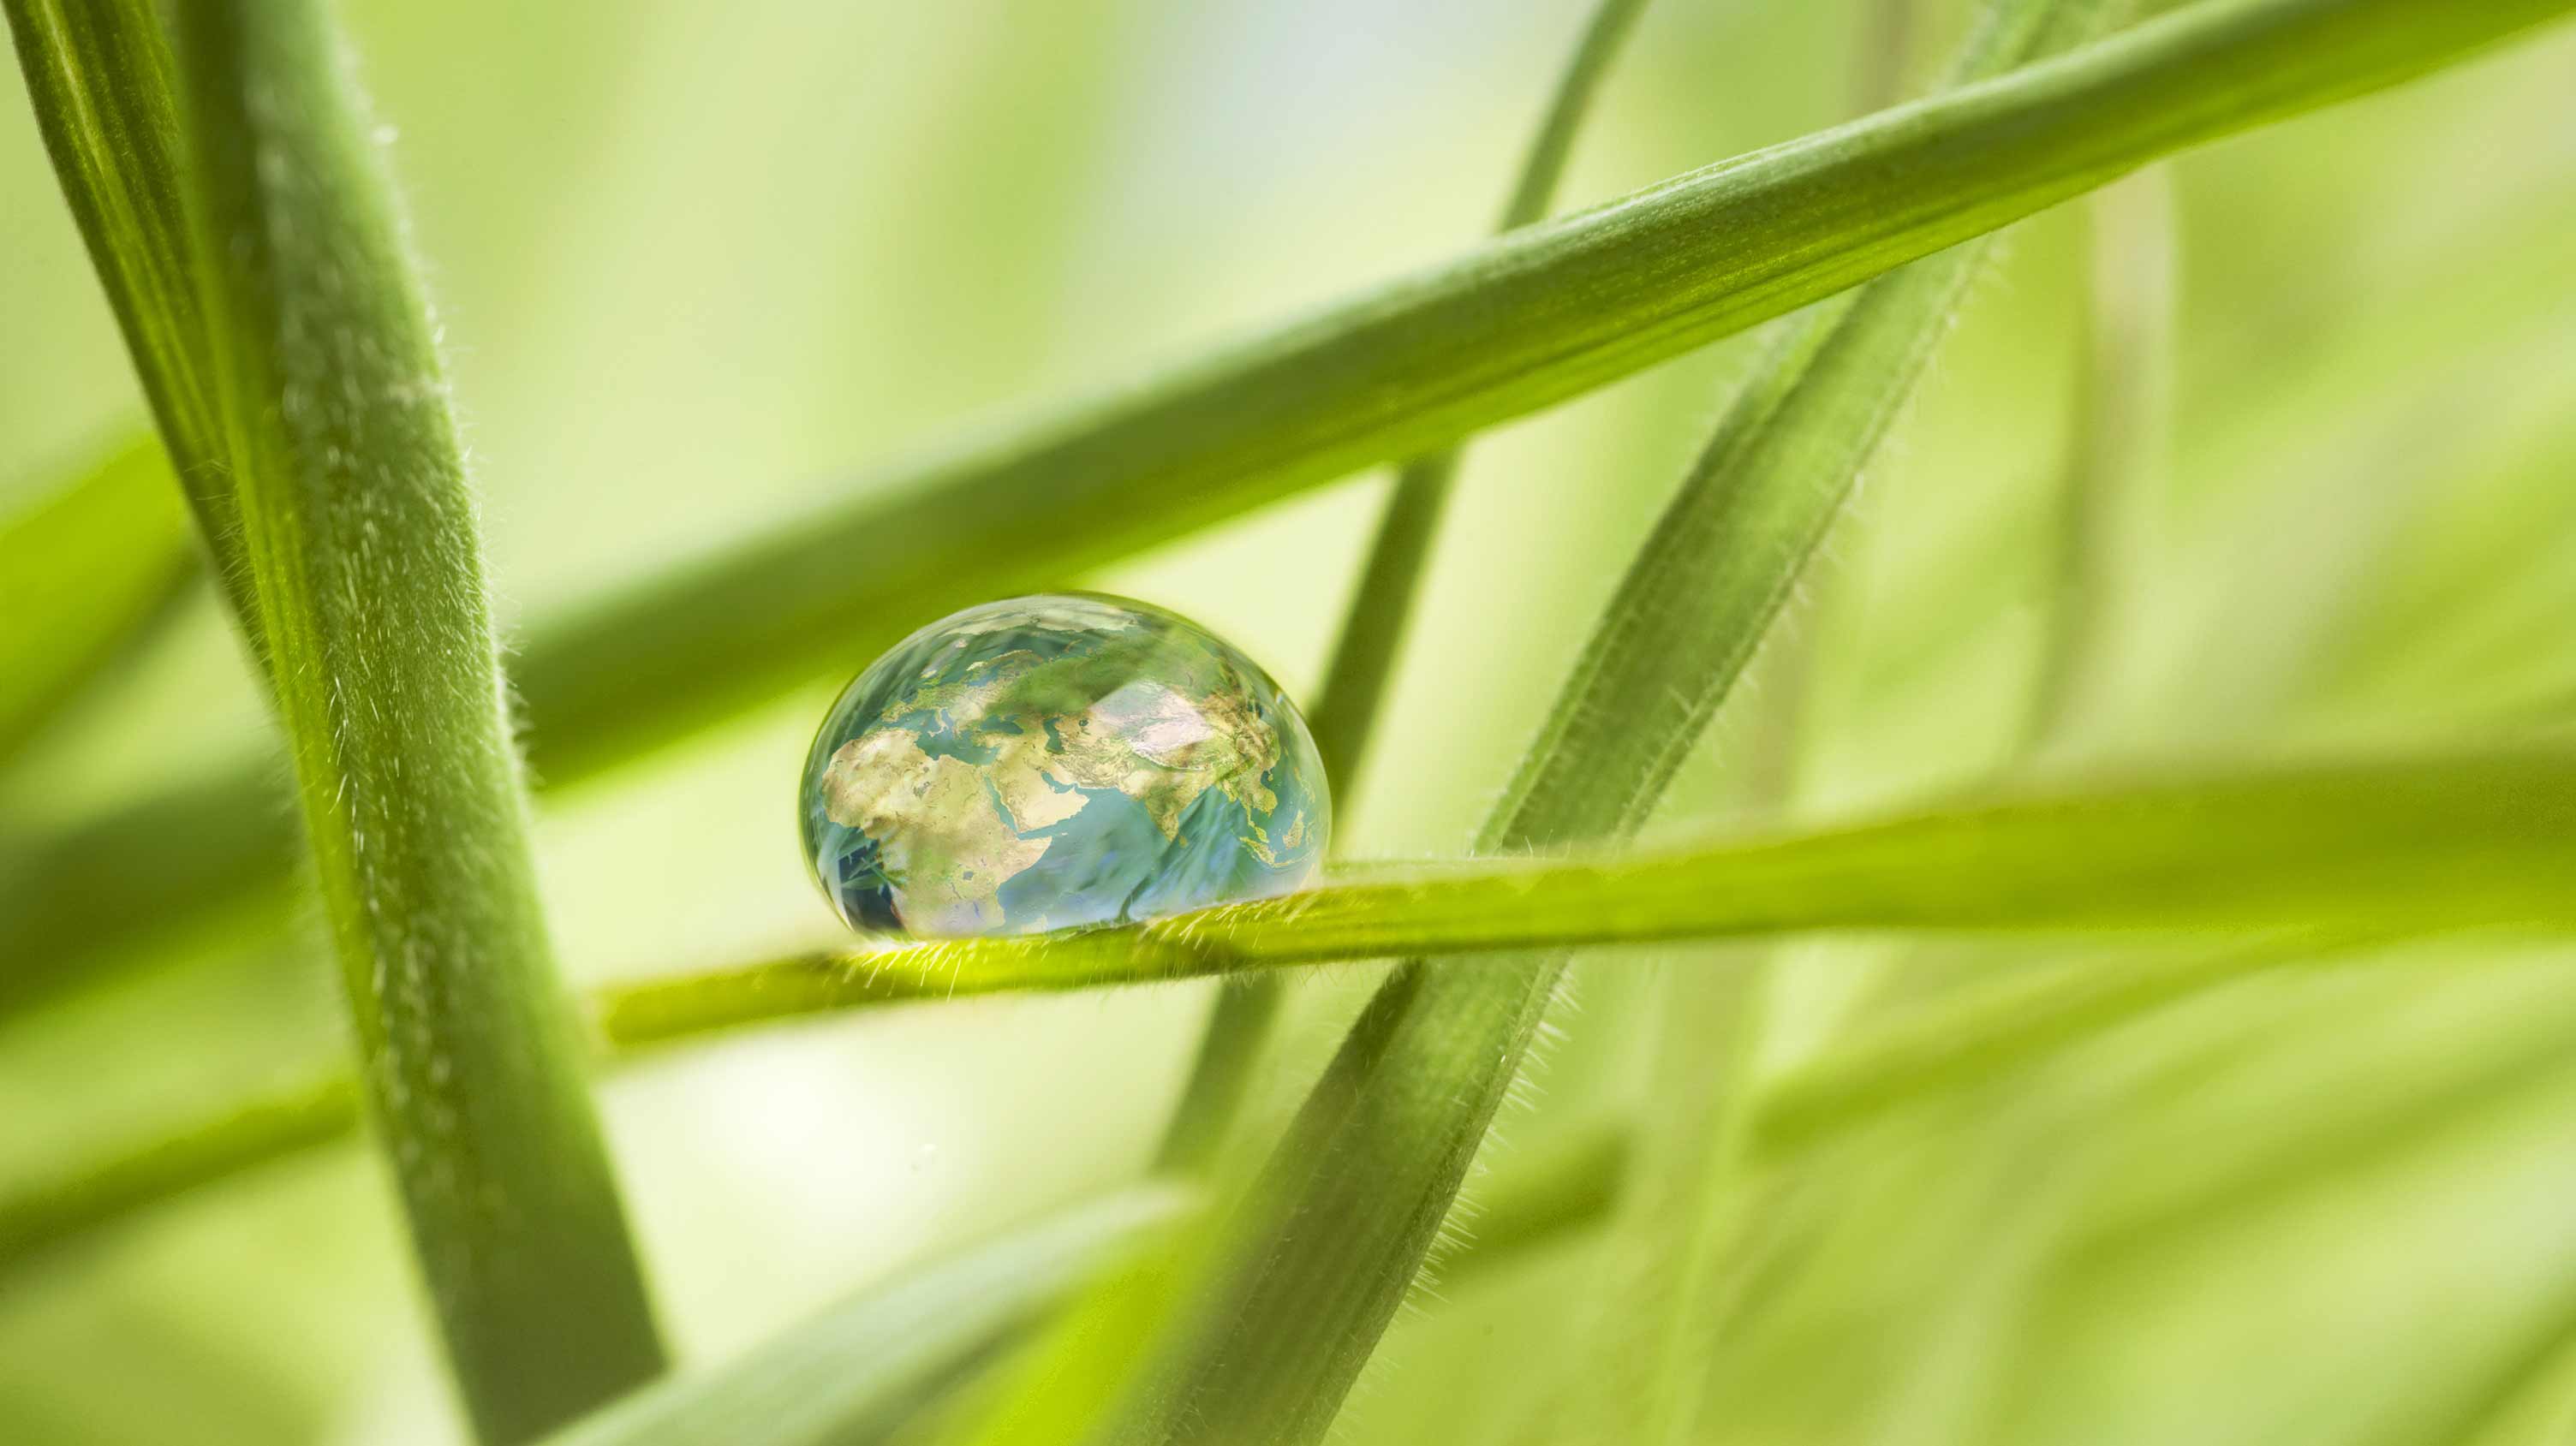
[
  {"xmin": 10, "ymin": 0, "xmax": 2570, "ymax": 1012},
  {"xmin": 165, "ymin": 0, "xmax": 665, "ymax": 1437},
  {"xmin": 991, "ymin": 6, "xmax": 2576, "ymax": 1440},
  {"xmin": 1155, "ymin": 0, "xmax": 1653, "ymax": 1173},
  {"xmin": 1048, "ymin": 0, "xmax": 2126, "ymax": 1433},
  {"xmin": 0, "ymin": 433, "xmax": 197, "ymax": 763},
  {"xmin": 1530, "ymin": 1, "xmax": 2078, "ymax": 1431}
]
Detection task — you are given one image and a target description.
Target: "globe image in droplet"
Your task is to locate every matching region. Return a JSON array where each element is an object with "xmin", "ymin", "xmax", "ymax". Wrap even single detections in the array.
[{"xmin": 799, "ymin": 593, "xmax": 1331, "ymax": 939}]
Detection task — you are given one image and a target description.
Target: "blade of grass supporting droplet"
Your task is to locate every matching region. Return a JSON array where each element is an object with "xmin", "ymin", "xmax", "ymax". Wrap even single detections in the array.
[
  {"xmin": 0, "ymin": 433, "xmax": 199, "ymax": 763},
  {"xmin": 165, "ymin": 1, "xmax": 665, "ymax": 1437},
  {"xmin": 9, "ymin": 744, "xmax": 2576, "ymax": 1275},
  {"xmin": 540, "ymin": 1187, "xmax": 1190, "ymax": 1446},
  {"xmin": 1154, "ymin": 0, "xmax": 1653, "ymax": 1174},
  {"xmin": 15, "ymin": 0, "xmax": 2571, "ymax": 1009},
  {"xmin": 3, "ymin": 0, "xmax": 257, "ymax": 639}
]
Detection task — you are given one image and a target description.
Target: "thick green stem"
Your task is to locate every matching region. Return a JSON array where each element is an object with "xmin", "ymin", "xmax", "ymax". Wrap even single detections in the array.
[{"xmin": 169, "ymin": 1, "xmax": 665, "ymax": 1437}]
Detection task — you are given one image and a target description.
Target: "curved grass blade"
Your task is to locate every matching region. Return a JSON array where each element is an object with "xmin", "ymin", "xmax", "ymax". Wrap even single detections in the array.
[
  {"xmin": 1156, "ymin": 0, "xmax": 1654, "ymax": 1173},
  {"xmin": 0, "ymin": 433, "xmax": 198, "ymax": 762},
  {"xmin": 541, "ymin": 1187, "xmax": 1190, "ymax": 1446},
  {"xmin": 168, "ymin": 1, "xmax": 664, "ymax": 1436},
  {"xmin": 1725, "ymin": 140, "xmax": 2232, "ymax": 1225},
  {"xmin": 14, "ymin": 0, "xmax": 2571, "ymax": 1006},
  {"xmin": 3, "ymin": 0, "xmax": 256, "ymax": 640},
  {"xmin": 1533, "ymin": 1, "xmax": 2013, "ymax": 1431}
]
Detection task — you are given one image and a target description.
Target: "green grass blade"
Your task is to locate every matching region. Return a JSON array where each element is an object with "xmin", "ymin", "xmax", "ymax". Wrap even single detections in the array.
[
  {"xmin": 0, "ymin": 433, "xmax": 197, "ymax": 761},
  {"xmin": 12, "ymin": 747, "xmax": 2573, "ymax": 1277},
  {"xmin": 540, "ymin": 1187, "xmax": 1190, "ymax": 1446},
  {"xmin": 1435, "ymin": 1120, "xmax": 1631, "ymax": 1282},
  {"xmin": 1148, "ymin": 977, "xmax": 1283, "ymax": 1174},
  {"xmin": 167, "ymin": 1, "xmax": 665, "ymax": 1437},
  {"xmin": 2075, "ymin": 952, "xmax": 2576, "ymax": 1253},
  {"xmin": 613, "ymin": 740, "xmax": 2576, "ymax": 1032},
  {"xmin": 1586, "ymin": 152, "xmax": 2182, "ymax": 1431},
  {"xmin": 11, "ymin": 0, "xmax": 2569, "ymax": 1005},
  {"xmin": 0, "ymin": 769, "xmax": 297, "ymax": 1011},
  {"xmin": 3, "ymin": 0, "xmax": 257, "ymax": 640},
  {"xmin": 502, "ymin": 0, "xmax": 2576, "ymax": 789},
  {"xmin": 1306, "ymin": 0, "xmax": 1652, "ymax": 789},
  {"xmin": 1076, "ymin": 26, "xmax": 2081, "ymax": 1446},
  {"xmin": 1575, "ymin": 67, "xmax": 2171, "ymax": 1435},
  {"xmin": 0, "ymin": 1077, "xmax": 1617, "ymax": 1315},
  {"xmin": 1022, "ymin": 6, "xmax": 2576, "ymax": 1435},
  {"xmin": 1121, "ymin": 7, "xmax": 2120, "ymax": 1433},
  {"xmin": 0, "ymin": 1073, "xmax": 359, "ymax": 1268},
  {"xmin": 1749, "ymin": 931, "xmax": 2357, "ymax": 1153},
  {"xmin": 2024, "ymin": 164, "xmax": 2179, "ymax": 746},
  {"xmin": 1155, "ymin": 0, "xmax": 1652, "ymax": 1174},
  {"xmin": 2443, "ymin": 1284, "xmax": 2576, "ymax": 1446}
]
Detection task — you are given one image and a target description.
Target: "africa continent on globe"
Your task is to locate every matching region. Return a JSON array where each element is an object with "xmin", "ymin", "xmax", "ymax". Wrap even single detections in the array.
[{"xmin": 799, "ymin": 594, "xmax": 1331, "ymax": 938}]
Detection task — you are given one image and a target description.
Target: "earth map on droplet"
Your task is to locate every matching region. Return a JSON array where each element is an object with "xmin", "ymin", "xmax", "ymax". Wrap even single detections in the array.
[{"xmin": 799, "ymin": 594, "xmax": 1331, "ymax": 938}]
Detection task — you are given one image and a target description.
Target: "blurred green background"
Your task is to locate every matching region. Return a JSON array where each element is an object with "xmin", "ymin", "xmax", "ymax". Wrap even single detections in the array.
[{"xmin": 3, "ymin": 0, "xmax": 2573, "ymax": 1441}]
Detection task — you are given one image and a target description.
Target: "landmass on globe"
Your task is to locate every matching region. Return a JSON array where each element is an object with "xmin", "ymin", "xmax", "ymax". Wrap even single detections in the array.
[{"xmin": 800, "ymin": 596, "xmax": 1328, "ymax": 938}]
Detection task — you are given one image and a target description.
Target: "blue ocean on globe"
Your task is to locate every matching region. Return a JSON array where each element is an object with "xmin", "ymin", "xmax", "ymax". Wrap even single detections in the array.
[{"xmin": 799, "ymin": 593, "xmax": 1331, "ymax": 938}]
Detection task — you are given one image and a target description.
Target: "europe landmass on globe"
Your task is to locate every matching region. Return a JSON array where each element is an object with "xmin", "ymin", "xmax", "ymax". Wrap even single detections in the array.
[{"xmin": 799, "ymin": 595, "xmax": 1330, "ymax": 938}]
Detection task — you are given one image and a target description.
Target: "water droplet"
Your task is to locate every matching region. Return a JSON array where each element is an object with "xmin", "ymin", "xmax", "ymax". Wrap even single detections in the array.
[{"xmin": 799, "ymin": 593, "xmax": 1329, "ymax": 938}]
